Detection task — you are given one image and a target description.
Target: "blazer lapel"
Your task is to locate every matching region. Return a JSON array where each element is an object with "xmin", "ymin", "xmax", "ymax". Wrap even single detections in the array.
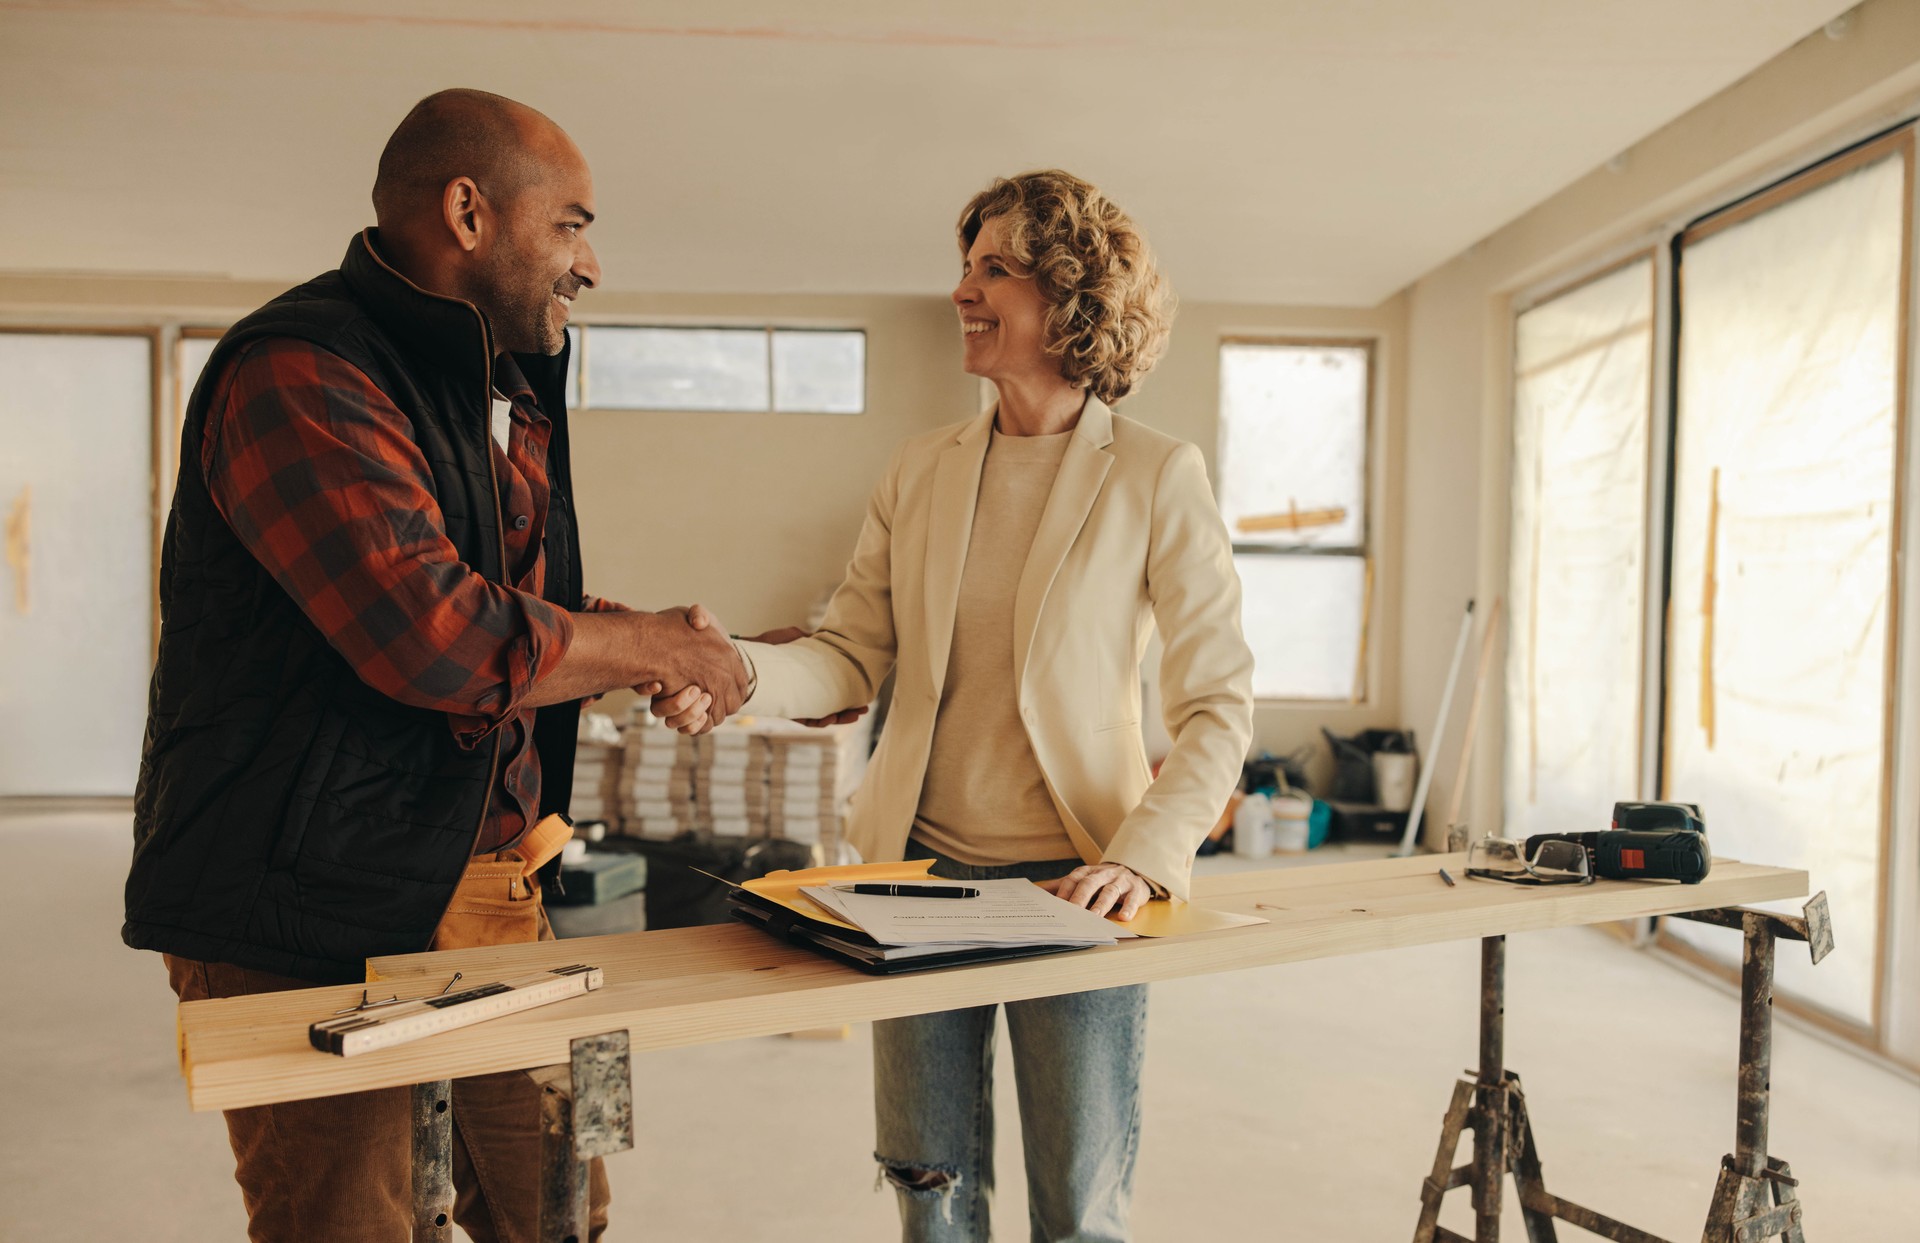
[
  {"xmin": 1012, "ymin": 397, "xmax": 1116, "ymax": 695},
  {"xmin": 923, "ymin": 409, "xmax": 995, "ymax": 692}
]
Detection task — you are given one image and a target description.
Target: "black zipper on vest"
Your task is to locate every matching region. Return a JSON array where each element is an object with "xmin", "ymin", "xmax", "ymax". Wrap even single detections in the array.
[
  {"xmin": 470, "ymin": 442, "xmax": 507, "ymax": 852},
  {"xmin": 428, "ymin": 310, "xmax": 510, "ymax": 946},
  {"xmin": 476, "ymin": 381, "xmax": 510, "ymax": 841},
  {"xmin": 346, "ymin": 234, "xmax": 525, "ymax": 945}
]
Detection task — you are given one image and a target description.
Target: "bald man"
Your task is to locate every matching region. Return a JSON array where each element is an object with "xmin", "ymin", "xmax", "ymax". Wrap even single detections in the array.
[{"xmin": 125, "ymin": 89, "xmax": 739, "ymax": 1241}]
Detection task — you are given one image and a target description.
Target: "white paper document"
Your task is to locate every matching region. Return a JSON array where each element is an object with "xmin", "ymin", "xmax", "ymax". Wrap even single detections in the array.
[{"xmin": 799, "ymin": 879, "xmax": 1139, "ymax": 948}]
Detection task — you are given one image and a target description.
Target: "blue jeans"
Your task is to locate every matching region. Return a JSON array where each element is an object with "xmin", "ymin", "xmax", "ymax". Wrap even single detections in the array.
[{"xmin": 872, "ymin": 842, "xmax": 1148, "ymax": 1243}]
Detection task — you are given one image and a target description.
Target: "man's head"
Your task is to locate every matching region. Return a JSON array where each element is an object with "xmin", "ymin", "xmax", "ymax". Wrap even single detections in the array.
[{"xmin": 372, "ymin": 89, "xmax": 599, "ymax": 356}]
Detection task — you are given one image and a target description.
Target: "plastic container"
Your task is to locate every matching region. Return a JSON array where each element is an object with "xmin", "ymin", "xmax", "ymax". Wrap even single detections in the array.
[
  {"xmin": 1373, "ymin": 752, "xmax": 1417, "ymax": 812},
  {"xmin": 1271, "ymin": 793, "xmax": 1313, "ymax": 853},
  {"xmin": 1232, "ymin": 792, "xmax": 1274, "ymax": 858}
]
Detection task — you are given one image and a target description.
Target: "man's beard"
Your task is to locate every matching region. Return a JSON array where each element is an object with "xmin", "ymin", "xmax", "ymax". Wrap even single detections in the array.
[{"xmin": 474, "ymin": 246, "xmax": 564, "ymax": 356}]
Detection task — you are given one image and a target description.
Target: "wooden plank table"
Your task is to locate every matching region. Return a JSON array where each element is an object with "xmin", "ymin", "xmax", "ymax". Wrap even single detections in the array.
[{"xmin": 174, "ymin": 854, "xmax": 1828, "ymax": 1243}]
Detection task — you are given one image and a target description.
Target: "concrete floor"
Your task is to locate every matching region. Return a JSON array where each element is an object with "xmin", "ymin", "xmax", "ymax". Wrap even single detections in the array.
[{"xmin": 3, "ymin": 810, "xmax": 1915, "ymax": 1242}]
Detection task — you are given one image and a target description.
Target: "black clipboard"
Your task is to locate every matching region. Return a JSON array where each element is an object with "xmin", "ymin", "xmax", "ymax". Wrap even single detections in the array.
[{"xmin": 726, "ymin": 889, "xmax": 1089, "ymax": 975}]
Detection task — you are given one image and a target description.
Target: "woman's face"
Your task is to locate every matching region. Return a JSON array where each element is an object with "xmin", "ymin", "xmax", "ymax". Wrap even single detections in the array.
[{"xmin": 952, "ymin": 215, "xmax": 1056, "ymax": 387}]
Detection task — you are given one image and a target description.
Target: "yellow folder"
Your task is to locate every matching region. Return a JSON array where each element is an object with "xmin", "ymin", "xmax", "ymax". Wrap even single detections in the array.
[
  {"xmin": 744, "ymin": 860, "xmax": 1266, "ymax": 939},
  {"xmin": 1123, "ymin": 897, "xmax": 1268, "ymax": 938}
]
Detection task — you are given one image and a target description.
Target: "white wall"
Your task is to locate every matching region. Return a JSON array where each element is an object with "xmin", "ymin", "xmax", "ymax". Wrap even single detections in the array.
[
  {"xmin": 564, "ymin": 292, "xmax": 976, "ymax": 639},
  {"xmin": 0, "ymin": 273, "xmax": 1405, "ymax": 775},
  {"xmin": 1122, "ymin": 295, "xmax": 1411, "ymax": 781}
]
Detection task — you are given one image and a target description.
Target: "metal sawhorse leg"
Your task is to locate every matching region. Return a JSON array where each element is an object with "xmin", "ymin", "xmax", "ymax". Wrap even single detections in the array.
[
  {"xmin": 409, "ymin": 1029, "xmax": 635, "ymax": 1243},
  {"xmin": 1411, "ymin": 893, "xmax": 1832, "ymax": 1243}
]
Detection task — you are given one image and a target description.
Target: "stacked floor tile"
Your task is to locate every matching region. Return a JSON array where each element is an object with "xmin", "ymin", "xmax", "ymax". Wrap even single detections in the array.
[
  {"xmin": 764, "ymin": 716, "xmax": 871, "ymax": 846},
  {"xmin": 568, "ymin": 740, "xmax": 623, "ymax": 828},
  {"xmin": 608, "ymin": 712, "xmax": 874, "ymax": 845},
  {"xmin": 695, "ymin": 726, "xmax": 772, "ymax": 838},
  {"xmin": 617, "ymin": 723, "xmax": 698, "ymax": 839}
]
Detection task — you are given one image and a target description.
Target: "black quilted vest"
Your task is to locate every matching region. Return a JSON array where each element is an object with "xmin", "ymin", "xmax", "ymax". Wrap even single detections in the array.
[{"xmin": 124, "ymin": 230, "xmax": 583, "ymax": 984}]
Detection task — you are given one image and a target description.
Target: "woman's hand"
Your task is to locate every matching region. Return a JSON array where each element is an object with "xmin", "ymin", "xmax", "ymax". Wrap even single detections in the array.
[
  {"xmin": 648, "ymin": 681, "xmax": 712, "ymax": 733},
  {"xmin": 1040, "ymin": 862, "xmax": 1154, "ymax": 921},
  {"xmin": 742, "ymin": 625, "xmax": 871, "ymax": 729}
]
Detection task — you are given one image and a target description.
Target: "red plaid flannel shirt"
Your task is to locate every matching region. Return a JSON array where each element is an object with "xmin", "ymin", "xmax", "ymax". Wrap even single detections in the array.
[{"xmin": 203, "ymin": 338, "xmax": 622, "ymax": 855}]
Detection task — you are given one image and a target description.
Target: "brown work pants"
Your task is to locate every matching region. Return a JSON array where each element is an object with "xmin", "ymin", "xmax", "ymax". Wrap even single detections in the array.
[{"xmin": 164, "ymin": 859, "xmax": 611, "ymax": 1243}]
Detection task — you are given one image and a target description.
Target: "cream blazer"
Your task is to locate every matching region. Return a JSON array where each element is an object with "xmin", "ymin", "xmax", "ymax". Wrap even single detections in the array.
[{"xmin": 737, "ymin": 396, "xmax": 1255, "ymax": 900}]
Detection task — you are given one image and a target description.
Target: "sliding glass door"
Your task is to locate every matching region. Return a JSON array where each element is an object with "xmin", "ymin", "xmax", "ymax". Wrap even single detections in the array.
[
  {"xmin": 1663, "ymin": 136, "xmax": 1910, "ymax": 1029},
  {"xmin": 0, "ymin": 330, "xmax": 157, "ymax": 797},
  {"xmin": 1505, "ymin": 258, "xmax": 1655, "ymax": 840}
]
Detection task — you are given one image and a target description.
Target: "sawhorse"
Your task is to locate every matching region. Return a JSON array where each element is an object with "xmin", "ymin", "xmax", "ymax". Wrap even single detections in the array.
[
  {"xmin": 1413, "ymin": 893, "xmax": 1833, "ymax": 1242},
  {"xmin": 407, "ymin": 1030, "xmax": 635, "ymax": 1243}
]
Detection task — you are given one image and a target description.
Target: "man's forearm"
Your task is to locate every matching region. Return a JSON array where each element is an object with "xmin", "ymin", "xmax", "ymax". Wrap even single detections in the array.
[
  {"xmin": 524, "ymin": 609, "xmax": 750, "ymax": 721},
  {"xmin": 523, "ymin": 611, "xmax": 664, "ymax": 707}
]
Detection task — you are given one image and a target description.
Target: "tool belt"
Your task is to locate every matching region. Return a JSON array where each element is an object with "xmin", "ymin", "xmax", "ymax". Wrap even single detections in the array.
[{"xmin": 430, "ymin": 813, "xmax": 573, "ymax": 951}]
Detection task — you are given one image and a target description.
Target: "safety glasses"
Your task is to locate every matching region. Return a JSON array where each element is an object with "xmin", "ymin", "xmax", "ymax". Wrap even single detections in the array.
[{"xmin": 1464, "ymin": 836, "xmax": 1594, "ymax": 886}]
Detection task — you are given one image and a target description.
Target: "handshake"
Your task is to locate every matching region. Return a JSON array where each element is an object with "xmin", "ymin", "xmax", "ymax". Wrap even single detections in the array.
[{"xmin": 636, "ymin": 605, "xmax": 866, "ymax": 735}]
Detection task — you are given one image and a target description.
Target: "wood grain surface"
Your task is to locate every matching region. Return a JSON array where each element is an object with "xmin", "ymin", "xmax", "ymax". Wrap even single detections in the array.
[{"xmin": 176, "ymin": 854, "xmax": 1806, "ymax": 1112}]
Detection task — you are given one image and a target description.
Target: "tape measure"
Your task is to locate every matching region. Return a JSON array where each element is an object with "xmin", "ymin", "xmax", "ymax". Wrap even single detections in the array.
[{"xmin": 309, "ymin": 964, "xmax": 604, "ymax": 1057}]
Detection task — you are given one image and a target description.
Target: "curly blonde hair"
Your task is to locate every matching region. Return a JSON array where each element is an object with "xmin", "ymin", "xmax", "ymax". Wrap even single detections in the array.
[{"xmin": 957, "ymin": 170, "xmax": 1175, "ymax": 405}]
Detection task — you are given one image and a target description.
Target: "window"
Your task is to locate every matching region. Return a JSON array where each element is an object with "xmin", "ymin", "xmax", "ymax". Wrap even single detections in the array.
[
  {"xmin": 178, "ymin": 331, "xmax": 221, "ymax": 402},
  {"xmin": 0, "ymin": 330, "xmax": 157, "ymax": 796},
  {"xmin": 1218, "ymin": 339, "xmax": 1373, "ymax": 700},
  {"xmin": 579, "ymin": 326, "xmax": 864, "ymax": 413},
  {"xmin": 1504, "ymin": 257, "xmax": 1655, "ymax": 843},
  {"xmin": 1660, "ymin": 139, "xmax": 1908, "ymax": 1029},
  {"xmin": 1512, "ymin": 126, "xmax": 1917, "ymax": 1052},
  {"xmin": 771, "ymin": 329, "xmax": 865, "ymax": 414}
]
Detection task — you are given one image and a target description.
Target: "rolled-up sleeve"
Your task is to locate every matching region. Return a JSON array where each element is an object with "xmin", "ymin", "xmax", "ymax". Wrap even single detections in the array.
[{"xmin": 203, "ymin": 338, "xmax": 575, "ymax": 746}]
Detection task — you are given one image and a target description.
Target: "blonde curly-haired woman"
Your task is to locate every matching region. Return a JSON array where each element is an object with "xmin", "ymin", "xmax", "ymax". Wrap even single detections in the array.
[{"xmin": 732, "ymin": 171, "xmax": 1254, "ymax": 1242}]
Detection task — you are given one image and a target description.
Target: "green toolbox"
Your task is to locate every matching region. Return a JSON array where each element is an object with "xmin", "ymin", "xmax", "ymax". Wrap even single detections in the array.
[{"xmin": 551, "ymin": 849, "xmax": 649, "ymax": 907}]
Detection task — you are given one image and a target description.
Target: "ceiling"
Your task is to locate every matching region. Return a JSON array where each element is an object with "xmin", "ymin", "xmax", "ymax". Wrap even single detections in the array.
[{"xmin": 0, "ymin": 0, "xmax": 1860, "ymax": 305}]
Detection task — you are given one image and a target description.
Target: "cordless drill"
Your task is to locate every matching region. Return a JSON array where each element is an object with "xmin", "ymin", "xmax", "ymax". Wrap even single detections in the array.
[{"xmin": 1524, "ymin": 801, "xmax": 1711, "ymax": 884}]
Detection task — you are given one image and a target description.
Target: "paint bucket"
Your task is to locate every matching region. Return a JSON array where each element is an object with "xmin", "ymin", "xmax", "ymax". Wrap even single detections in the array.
[
  {"xmin": 1373, "ymin": 752, "xmax": 1416, "ymax": 812},
  {"xmin": 1271, "ymin": 793, "xmax": 1313, "ymax": 853}
]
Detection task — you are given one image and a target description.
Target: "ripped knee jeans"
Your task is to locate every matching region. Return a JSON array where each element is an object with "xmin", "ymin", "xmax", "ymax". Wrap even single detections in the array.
[
  {"xmin": 869, "ymin": 844, "xmax": 1147, "ymax": 1243},
  {"xmin": 872, "ymin": 986, "xmax": 1147, "ymax": 1243}
]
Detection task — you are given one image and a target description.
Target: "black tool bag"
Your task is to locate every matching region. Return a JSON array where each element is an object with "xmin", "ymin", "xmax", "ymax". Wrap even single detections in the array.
[{"xmin": 1321, "ymin": 728, "xmax": 1415, "ymax": 803}]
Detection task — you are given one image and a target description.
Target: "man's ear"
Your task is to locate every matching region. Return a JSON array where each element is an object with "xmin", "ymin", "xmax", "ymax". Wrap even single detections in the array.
[{"xmin": 441, "ymin": 176, "xmax": 486, "ymax": 254}]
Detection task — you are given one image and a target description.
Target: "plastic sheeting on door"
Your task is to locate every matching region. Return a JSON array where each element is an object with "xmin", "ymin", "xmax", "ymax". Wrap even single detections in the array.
[
  {"xmin": 1666, "ymin": 152, "xmax": 1906, "ymax": 1028},
  {"xmin": 0, "ymin": 332, "xmax": 154, "ymax": 796},
  {"xmin": 1504, "ymin": 259, "xmax": 1653, "ymax": 842}
]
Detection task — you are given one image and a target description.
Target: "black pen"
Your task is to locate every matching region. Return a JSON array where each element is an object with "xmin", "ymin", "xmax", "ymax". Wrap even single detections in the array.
[{"xmin": 833, "ymin": 884, "xmax": 980, "ymax": 899}]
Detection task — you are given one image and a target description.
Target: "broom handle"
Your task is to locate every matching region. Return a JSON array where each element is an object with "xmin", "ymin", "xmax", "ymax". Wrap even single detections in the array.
[
  {"xmin": 1442, "ymin": 597, "xmax": 1504, "ymax": 834},
  {"xmin": 1395, "ymin": 600, "xmax": 1474, "ymax": 856}
]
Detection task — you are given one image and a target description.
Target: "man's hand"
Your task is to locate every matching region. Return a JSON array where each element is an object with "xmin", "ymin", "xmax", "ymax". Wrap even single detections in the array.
[
  {"xmin": 644, "ymin": 606, "xmax": 727, "ymax": 733},
  {"xmin": 520, "ymin": 610, "xmax": 737, "ymax": 721},
  {"xmin": 643, "ymin": 606, "xmax": 748, "ymax": 734},
  {"xmin": 1038, "ymin": 862, "xmax": 1154, "ymax": 921}
]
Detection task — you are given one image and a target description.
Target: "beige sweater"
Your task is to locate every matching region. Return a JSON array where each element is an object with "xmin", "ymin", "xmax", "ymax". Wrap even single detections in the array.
[
  {"xmin": 736, "ymin": 398, "xmax": 1255, "ymax": 901},
  {"xmin": 911, "ymin": 429, "xmax": 1077, "ymax": 864}
]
